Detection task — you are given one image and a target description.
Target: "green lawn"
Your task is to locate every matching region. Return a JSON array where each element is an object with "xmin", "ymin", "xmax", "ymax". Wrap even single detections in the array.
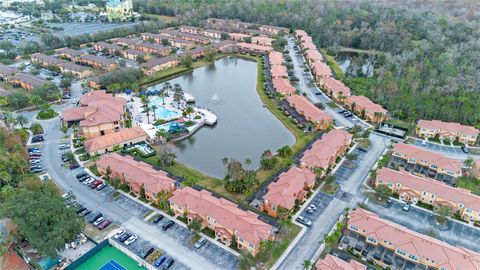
[
  {"xmin": 457, "ymin": 176, "xmax": 480, "ymax": 196},
  {"xmin": 75, "ymin": 245, "xmax": 146, "ymax": 270},
  {"xmin": 320, "ymin": 49, "xmax": 345, "ymax": 81}
]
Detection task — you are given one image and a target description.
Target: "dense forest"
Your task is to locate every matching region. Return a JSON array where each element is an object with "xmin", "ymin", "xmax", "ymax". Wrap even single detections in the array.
[{"xmin": 135, "ymin": 0, "xmax": 480, "ymax": 126}]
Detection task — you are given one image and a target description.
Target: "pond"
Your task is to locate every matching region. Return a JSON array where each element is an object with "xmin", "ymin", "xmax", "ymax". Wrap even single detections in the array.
[
  {"xmin": 147, "ymin": 57, "xmax": 295, "ymax": 178},
  {"xmin": 336, "ymin": 51, "xmax": 375, "ymax": 77}
]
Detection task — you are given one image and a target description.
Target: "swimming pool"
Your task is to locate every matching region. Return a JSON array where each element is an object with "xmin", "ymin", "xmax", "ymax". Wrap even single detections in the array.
[{"xmin": 150, "ymin": 98, "xmax": 179, "ymax": 120}]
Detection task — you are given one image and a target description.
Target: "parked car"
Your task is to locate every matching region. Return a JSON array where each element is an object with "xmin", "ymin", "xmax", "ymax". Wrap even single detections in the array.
[
  {"xmin": 402, "ymin": 203, "xmax": 411, "ymax": 212},
  {"xmin": 70, "ymin": 164, "xmax": 80, "ymax": 170},
  {"xmin": 140, "ymin": 246, "xmax": 154, "ymax": 259},
  {"xmin": 124, "ymin": 235, "xmax": 137, "ymax": 246},
  {"xmin": 152, "ymin": 215, "xmax": 163, "ymax": 223},
  {"xmin": 96, "ymin": 182, "xmax": 107, "ymax": 190},
  {"xmin": 154, "ymin": 256, "xmax": 167, "ymax": 267},
  {"xmin": 98, "ymin": 220, "xmax": 111, "ymax": 230},
  {"xmin": 90, "ymin": 180, "xmax": 102, "ymax": 189},
  {"xmin": 113, "ymin": 228, "xmax": 126, "ymax": 239},
  {"xmin": 160, "ymin": 258, "xmax": 174, "ymax": 270},
  {"xmin": 58, "ymin": 144, "xmax": 70, "ymax": 150},
  {"xmin": 84, "ymin": 178, "xmax": 95, "ymax": 185},
  {"xmin": 296, "ymin": 216, "xmax": 312, "ymax": 227},
  {"xmin": 32, "ymin": 168, "xmax": 45, "ymax": 173},
  {"xmin": 88, "ymin": 212, "xmax": 102, "ymax": 223},
  {"xmin": 194, "ymin": 237, "xmax": 207, "ymax": 249},
  {"xmin": 118, "ymin": 233, "xmax": 131, "ymax": 243},
  {"xmin": 93, "ymin": 217, "xmax": 105, "ymax": 226},
  {"xmin": 76, "ymin": 206, "xmax": 86, "ymax": 214},
  {"xmin": 162, "ymin": 220, "xmax": 175, "ymax": 231},
  {"xmin": 80, "ymin": 209, "xmax": 91, "ymax": 216},
  {"xmin": 76, "ymin": 172, "xmax": 87, "ymax": 179},
  {"xmin": 462, "ymin": 145, "xmax": 469, "ymax": 153}
]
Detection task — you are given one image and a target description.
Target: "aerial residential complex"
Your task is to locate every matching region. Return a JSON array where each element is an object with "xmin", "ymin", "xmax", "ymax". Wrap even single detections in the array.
[
  {"xmin": 344, "ymin": 208, "xmax": 480, "ymax": 269},
  {"xmin": 376, "ymin": 167, "xmax": 480, "ymax": 223},
  {"xmin": 417, "ymin": 119, "xmax": 479, "ymax": 145}
]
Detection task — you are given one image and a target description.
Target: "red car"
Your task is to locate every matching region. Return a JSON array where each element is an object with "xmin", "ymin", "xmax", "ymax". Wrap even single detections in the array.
[
  {"xmin": 89, "ymin": 180, "xmax": 102, "ymax": 189},
  {"xmin": 98, "ymin": 219, "xmax": 111, "ymax": 230}
]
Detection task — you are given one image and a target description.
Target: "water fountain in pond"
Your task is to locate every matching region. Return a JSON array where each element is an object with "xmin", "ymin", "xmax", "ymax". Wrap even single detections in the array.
[{"xmin": 210, "ymin": 93, "xmax": 220, "ymax": 104}]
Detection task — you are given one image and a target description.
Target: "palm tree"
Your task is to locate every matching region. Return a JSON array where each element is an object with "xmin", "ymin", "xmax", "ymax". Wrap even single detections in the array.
[
  {"xmin": 184, "ymin": 106, "xmax": 194, "ymax": 117},
  {"xmin": 151, "ymin": 105, "xmax": 158, "ymax": 121},
  {"xmin": 160, "ymin": 82, "xmax": 172, "ymax": 105},
  {"xmin": 15, "ymin": 115, "xmax": 28, "ymax": 129},
  {"xmin": 222, "ymin": 157, "xmax": 229, "ymax": 174},
  {"xmin": 30, "ymin": 95, "xmax": 42, "ymax": 107},
  {"xmin": 302, "ymin": 260, "xmax": 311, "ymax": 270},
  {"xmin": 173, "ymin": 84, "xmax": 184, "ymax": 108},
  {"xmin": 3, "ymin": 112, "xmax": 14, "ymax": 130},
  {"xmin": 245, "ymin": 158, "xmax": 252, "ymax": 168}
]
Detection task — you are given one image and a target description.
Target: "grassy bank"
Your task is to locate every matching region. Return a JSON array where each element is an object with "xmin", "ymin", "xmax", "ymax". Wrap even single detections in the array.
[{"xmin": 320, "ymin": 49, "xmax": 345, "ymax": 81}]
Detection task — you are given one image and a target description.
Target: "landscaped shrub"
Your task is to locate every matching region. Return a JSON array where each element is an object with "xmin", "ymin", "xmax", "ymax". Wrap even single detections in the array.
[
  {"xmin": 194, "ymin": 115, "xmax": 201, "ymax": 120},
  {"xmin": 37, "ymin": 109, "xmax": 58, "ymax": 120}
]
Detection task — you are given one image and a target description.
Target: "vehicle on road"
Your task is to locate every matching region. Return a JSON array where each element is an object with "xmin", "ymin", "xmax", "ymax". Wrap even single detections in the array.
[
  {"xmin": 152, "ymin": 215, "xmax": 163, "ymax": 223},
  {"xmin": 296, "ymin": 216, "xmax": 312, "ymax": 227},
  {"xmin": 402, "ymin": 203, "xmax": 411, "ymax": 212},
  {"xmin": 194, "ymin": 237, "xmax": 206, "ymax": 249},
  {"xmin": 162, "ymin": 220, "xmax": 175, "ymax": 231},
  {"xmin": 93, "ymin": 217, "xmax": 105, "ymax": 226},
  {"xmin": 124, "ymin": 235, "xmax": 137, "ymax": 246}
]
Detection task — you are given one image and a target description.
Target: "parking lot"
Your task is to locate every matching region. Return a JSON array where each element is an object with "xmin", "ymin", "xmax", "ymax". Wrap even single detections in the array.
[
  {"xmin": 298, "ymin": 192, "xmax": 334, "ymax": 225},
  {"xmin": 367, "ymin": 199, "xmax": 480, "ymax": 252},
  {"xmin": 410, "ymin": 138, "xmax": 474, "ymax": 159},
  {"xmin": 113, "ymin": 194, "xmax": 153, "ymax": 218}
]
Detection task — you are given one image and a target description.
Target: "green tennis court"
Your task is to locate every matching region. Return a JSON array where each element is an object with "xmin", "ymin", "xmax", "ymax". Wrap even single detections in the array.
[{"xmin": 75, "ymin": 245, "xmax": 146, "ymax": 270}]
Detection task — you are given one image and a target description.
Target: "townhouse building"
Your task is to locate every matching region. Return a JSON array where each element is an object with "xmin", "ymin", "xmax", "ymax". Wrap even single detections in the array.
[
  {"xmin": 177, "ymin": 32, "xmax": 211, "ymax": 45},
  {"xmin": 93, "ymin": 41, "xmax": 123, "ymax": 55},
  {"xmin": 261, "ymin": 166, "xmax": 316, "ymax": 217},
  {"xmin": 294, "ymin": 29, "xmax": 308, "ymax": 40},
  {"xmin": 319, "ymin": 76, "xmax": 351, "ymax": 102},
  {"xmin": 169, "ymin": 38, "xmax": 195, "ymax": 49},
  {"xmin": 122, "ymin": 49, "xmax": 150, "ymax": 61},
  {"xmin": 259, "ymin": 25, "xmax": 289, "ymax": 35},
  {"xmin": 344, "ymin": 95, "xmax": 388, "ymax": 123},
  {"xmin": 96, "ymin": 153, "xmax": 175, "ymax": 202},
  {"xmin": 300, "ymin": 129, "xmax": 353, "ymax": 174},
  {"xmin": 140, "ymin": 55, "xmax": 179, "ymax": 75},
  {"xmin": 179, "ymin": 25, "xmax": 200, "ymax": 34},
  {"xmin": 212, "ymin": 40, "xmax": 237, "ymax": 53},
  {"xmin": 85, "ymin": 127, "xmax": 147, "ymax": 155},
  {"xmin": 270, "ymin": 64, "xmax": 288, "ymax": 79},
  {"xmin": 286, "ymin": 94, "xmax": 333, "ymax": 131},
  {"xmin": 31, "ymin": 53, "xmax": 66, "ymax": 67},
  {"xmin": 140, "ymin": 33, "xmax": 171, "ymax": 44},
  {"xmin": 58, "ymin": 62, "xmax": 92, "ymax": 79},
  {"xmin": 11, "ymin": 73, "xmax": 50, "ymax": 91},
  {"xmin": 375, "ymin": 167, "xmax": 480, "ymax": 223},
  {"xmin": 272, "ymin": 78, "xmax": 296, "ymax": 96},
  {"xmin": 251, "ymin": 36, "xmax": 274, "ymax": 46},
  {"xmin": 111, "ymin": 37, "xmax": 141, "ymax": 47},
  {"xmin": 304, "ymin": 49, "xmax": 323, "ymax": 65},
  {"xmin": 132, "ymin": 42, "xmax": 170, "ymax": 56},
  {"xmin": 169, "ymin": 187, "xmax": 274, "ymax": 256},
  {"xmin": 344, "ymin": 208, "xmax": 480, "ymax": 269},
  {"xmin": 76, "ymin": 54, "xmax": 117, "ymax": 71},
  {"xmin": 237, "ymin": 42, "xmax": 273, "ymax": 55},
  {"xmin": 228, "ymin": 32, "xmax": 250, "ymax": 42},
  {"xmin": 268, "ymin": 51, "xmax": 283, "ymax": 66},
  {"xmin": 311, "ymin": 61, "xmax": 332, "ymax": 82},
  {"xmin": 315, "ymin": 254, "xmax": 366, "ymax": 270},
  {"xmin": 389, "ymin": 143, "xmax": 462, "ymax": 185},
  {"xmin": 186, "ymin": 47, "xmax": 207, "ymax": 60},
  {"xmin": 416, "ymin": 119, "xmax": 479, "ymax": 145},
  {"xmin": 202, "ymin": 29, "xmax": 223, "ymax": 39},
  {"xmin": 0, "ymin": 63, "xmax": 20, "ymax": 83},
  {"xmin": 57, "ymin": 48, "xmax": 84, "ymax": 60}
]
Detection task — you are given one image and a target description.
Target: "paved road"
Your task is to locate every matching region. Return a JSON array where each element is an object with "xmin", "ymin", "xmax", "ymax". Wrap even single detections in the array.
[
  {"xmin": 277, "ymin": 133, "xmax": 390, "ymax": 270},
  {"xmin": 409, "ymin": 137, "xmax": 476, "ymax": 160},
  {"xmin": 285, "ymin": 37, "xmax": 368, "ymax": 129}
]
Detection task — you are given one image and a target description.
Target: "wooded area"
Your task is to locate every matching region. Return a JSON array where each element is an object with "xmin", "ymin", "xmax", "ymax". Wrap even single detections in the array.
[{"xmin": 135, "ymin": 0, "xmax": 480, "ymax": 126}]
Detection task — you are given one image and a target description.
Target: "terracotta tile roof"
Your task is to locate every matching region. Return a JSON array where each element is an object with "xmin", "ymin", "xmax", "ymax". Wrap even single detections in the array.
[
  {"xmin": 392, "ymin": 143, "xmax": 462, "ymax": 175},
  {"xmin": 322, "ymin": 76, "xmax": 351, "ymax": 97},
  {"xmin": 302, "ymin": 41, "xmax": 317, "ymax": 51},
  {"xmin": 311, "ymin": 61, "xmax": 332, "ymax": 77},
  {"xmin": 348, "ymin": 208, "xmax": 480, "ymax": 270},
  {"xmin": 418, "ymin": 119, "xmax": 479, "ymax": 137},
  {"xmin": 96, "ymin": 153, "xmax": 175, "ymax": 194},
  {"xmin": 57, "ymin": 48, "xmax": 84, "ymax": 57},
  {"xmin": 286, "ymin": 94, "xmax": 332, "ymax": 123},
  {"xmin": 31, "ymin": 53, "xmax": 66, "ymax": 66},
  {"xmin": 61, "ymin": 107, "xmax": 93, "ymax": 122},
  {"xmin": 111, "ymin": 37, "xmax": 141, "ymax": 45},
  {"xmin": 133, "ymin": 42, "xmax": 169, "ymax": 53},
  {"xmin": 12, "ymin": 73, "xmax": 49, "ymax": 88},
  {"xmin": 85, "ymin": 127, "xmax": 146, "ymax": 153},
  {"xmin": 237, "ymin": 42, "xmax": 273, "ymax": 53},
  {"xmin": 269, "ymin": 51, "xmax": 283, "ymax": 66},
  {"xmin": 123, "ymin": 48, "xmax": 147, "ymax": 56},
  {"xmin": 305, "ymin": 49, "xmax": 323, "ymax": 62},
  {"xmin": 270, "ymin": 65, "xmax": 288, "ymax": 78},
  {"xmin": 79, "ymin": 90, "xmax": 112, "ymax": 105},
  {"xmin": 58, "ymin": 62, "xmax": 90, "ymax": 72},
  {"xmin": 272, "ymin": 78, "xmax": 296, "ymax": 95},
  {"xmin": 229, "ymin": 33, "xmax": 250, "ymax": 39},
  {"xmin": 377, "ymin": 167, "xmax": 480, "ymax": 212},
  {"xmin": 141, "ymin": 55, "xmax": 178, "ymax": 69},
  {"xmin": 301, "ymin": 129, "xmax": 352, "ymax": 168},
  {"xmin": 295, "ymin": 29, "xmax": 308, "ymax": 38},
  {"xmin": 315, "ymin": 254, "xmax": 366, "ymax": 270},
  {"xmin": 0, "ymin": 63, "xmax": 20, "ymax": 76},
  {"xmin": 346, "ymin": 95, "xmax": 387, "ymax": 114},
  {"xmin": 213, "ymin": 40, "xmax": 236, "ymax": 49},
  {"xmin": 264, "ymin": 166, "xmax": 315, "ymax": 210},
  {"xmin": 79, "ymin": 97, "xmax": 126, "ymax": 127},
  {"xmin": 260, "ymin": 25, "xmax": 289, "ymax": 33},
  {"xmin": 78, "ymin": 54, "xmax": 116, "ymax": 66},
  {"xmin": 169, "ymin": 187, "xmax": 273, "ymax": 245},
  {"xmin": 172, "ymin": 38, "xmax": 194, "ymax": 45},
  {"xmin": 188, "ymin": 46, "xmax": 207, "ymax": 55},
  {"xmin": 178, "ymin": 32, "xmax": 211, "ymax": 42},
  {"xmin": 94, "ymin": 41, "xmax": 122, "ymax": 52},
  {"xmin": 252, "ymin": 36, "xmax": 274, "ymax": 45}
]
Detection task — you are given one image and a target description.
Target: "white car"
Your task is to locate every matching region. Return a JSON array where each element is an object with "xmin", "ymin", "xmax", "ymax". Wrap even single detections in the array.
[
  {"xmin": 113, "ymin": 228, "xmax": 126, "ymax": 239},
  {"xmin": 309, "ymin": 204, "xmax": 317, "ymax": 211},
  {"xmin": 83, "ymin": 178, "xmax": 94, "ymax": 185},
  {"xmin": 93, "ymin": 217, "xmax": 105, "ymax": 226},
  {"xmin": 124, "ymin": 235, "xmax": 137, "ymax": 246}
]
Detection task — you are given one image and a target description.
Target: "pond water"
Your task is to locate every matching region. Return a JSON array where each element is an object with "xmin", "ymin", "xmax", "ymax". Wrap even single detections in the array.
[
  {"xmin": 147, "ymin": 57, "xmax": 295, "ymax": 178},
  {"xmin": 336, "ymin": 51, "xmax": 375, "ymax": 77}
]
